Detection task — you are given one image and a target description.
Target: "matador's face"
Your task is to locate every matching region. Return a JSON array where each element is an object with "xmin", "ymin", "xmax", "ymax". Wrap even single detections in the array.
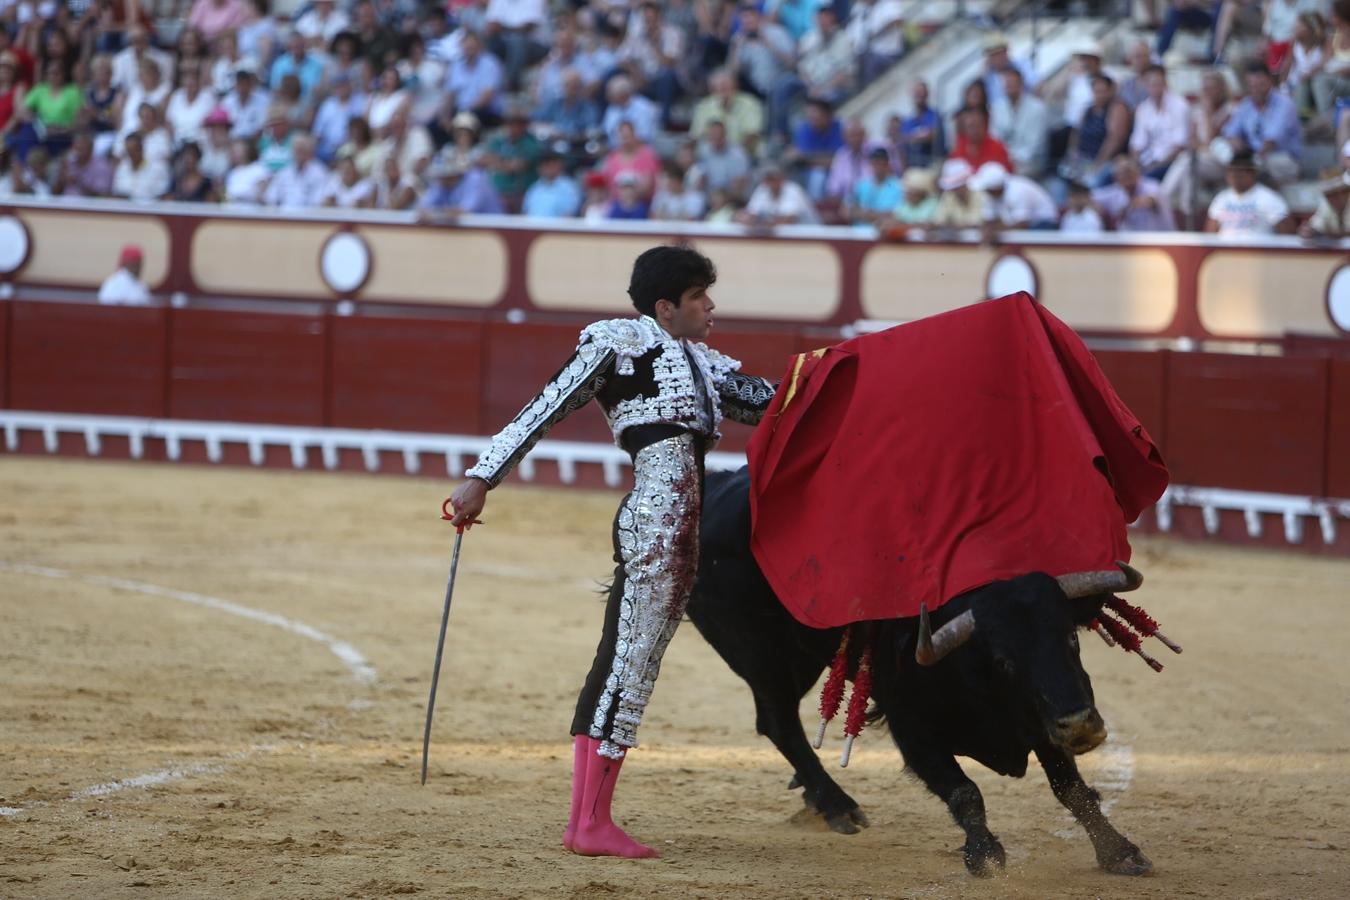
[{"xmin": 661, "ymin": 285, "xmax": 715, "ymax": 342}]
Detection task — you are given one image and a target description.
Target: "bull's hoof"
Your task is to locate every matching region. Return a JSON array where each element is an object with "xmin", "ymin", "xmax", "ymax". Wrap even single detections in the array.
[
  {"xmin": 787, "ymin": 774, "xmax": 801, "ymax": 790},
  {"xmin": 962, "ymin": 839, "xmax": 1006, "ymax": 878},
  {"xmin": 1101, "ymin": 847, "xmax": 1153, "ymax": 876},
  {"xmin": 824, "ymin": 807, "xmax": 870, "ymax": 835}
]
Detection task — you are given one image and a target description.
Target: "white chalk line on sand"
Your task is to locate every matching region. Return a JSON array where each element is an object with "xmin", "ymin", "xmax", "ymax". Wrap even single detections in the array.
[
  {"xmin": 1052, "ymin": 734, "xmax": 1135, "ymax": 840},
  {"xmin": 0, "ymin": 561, "xmax": 378, "ymax": 816},
  {"xmin": 0, "ymin": 560, "xmax": 376, "ymax": 684}
]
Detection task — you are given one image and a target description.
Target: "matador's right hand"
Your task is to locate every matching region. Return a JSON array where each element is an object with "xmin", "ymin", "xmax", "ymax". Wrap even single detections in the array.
[{"xmin": 448, "ymin": 478, "xmax": 489, "ymax": 528}]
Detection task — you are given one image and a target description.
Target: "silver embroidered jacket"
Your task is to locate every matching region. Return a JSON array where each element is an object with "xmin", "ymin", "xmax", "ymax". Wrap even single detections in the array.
[{"xmin": 465, "ymin": 315, "xmax": 777, "ymax": 488}]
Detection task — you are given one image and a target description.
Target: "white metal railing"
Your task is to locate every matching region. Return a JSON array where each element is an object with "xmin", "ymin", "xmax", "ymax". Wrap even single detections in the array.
[{"xmin": 3, "ymin": 409, "xmax": 1347, "ymax": 546}]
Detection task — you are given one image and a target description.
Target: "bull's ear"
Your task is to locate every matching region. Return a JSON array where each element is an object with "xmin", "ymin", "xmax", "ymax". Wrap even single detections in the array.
[{"xmin": 1068, "ymin": 595, "xmax": 1106, "ymax": 626}]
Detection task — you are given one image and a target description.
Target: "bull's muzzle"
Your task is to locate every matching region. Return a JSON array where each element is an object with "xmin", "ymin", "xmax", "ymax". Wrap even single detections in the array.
[{"xmin": 1052, "ymin": 708, "xmax": 1107, "ymax": 755}]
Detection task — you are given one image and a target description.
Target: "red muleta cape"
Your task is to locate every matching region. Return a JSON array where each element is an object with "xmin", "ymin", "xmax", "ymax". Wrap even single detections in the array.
[{"xmin": 746, "ymin": 293, "xmax": 1169, "ymax": 629}]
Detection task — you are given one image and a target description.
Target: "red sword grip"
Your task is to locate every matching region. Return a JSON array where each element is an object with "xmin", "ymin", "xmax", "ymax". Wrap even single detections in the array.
[{"xmin": 441, "ymin": 497, "xmax": 483, "ymax": 534}]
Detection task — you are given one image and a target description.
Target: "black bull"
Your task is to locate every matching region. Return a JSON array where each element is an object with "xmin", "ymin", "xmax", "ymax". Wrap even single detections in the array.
[{"xmin": 685, "ymin": 469, "xmax": 1153, "ymax": 877}]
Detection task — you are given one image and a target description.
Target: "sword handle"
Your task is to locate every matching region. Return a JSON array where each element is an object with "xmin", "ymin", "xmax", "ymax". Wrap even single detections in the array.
[{"xmin": 441, "ymin": 497, "xmax": 483, "ymax": 534}]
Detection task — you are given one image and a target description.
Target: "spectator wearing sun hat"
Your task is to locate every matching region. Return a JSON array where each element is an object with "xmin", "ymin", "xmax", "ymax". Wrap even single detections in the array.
[
  {"xmin": 98, "ymin": 244, "xmax": 151, "ymax": 306},
  {"xmin": 930, "ymin": 157, "xmax": 985, "ymax": 229},
  {"xmin": 970, "ymin": 160, "xmax": 1059, "ymax": 231},
  {"xmin": 891, "ymin": 168, "xmax": 939, "ymax": 225},
  {"xmin": 1301, "ymin": 171, "xmax": 1350, "ymax": 238}
]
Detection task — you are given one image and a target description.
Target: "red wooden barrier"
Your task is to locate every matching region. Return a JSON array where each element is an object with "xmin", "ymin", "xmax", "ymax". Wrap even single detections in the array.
[
  {"xmin": 168, "ymin": 308, "xmax": 327, "ymax": 425},
  {"xmin": 480, "ymin": 321, "xmax": 612, "ymax": 444},
  {"xmin": 0, "ymin": 300, "xmax": 10, "ymax": 409},
  {"xmin": 1165, "ymin": 353, "xmax": 1329, "ymax": 496},
  {"xmin": 8, "ymin": 300, "xmax": 167, "ymax": 416},
  {"xmin": 1092, "ymin": 350, "xmax": 1169, "ymax": 453},
  {"xmin": 328, "ymin": 314, "xmax": 486, "ymax": 434},
  {"xmin": 1325, "ymin": 359, "xmax": 1350, "ymax": 499}
]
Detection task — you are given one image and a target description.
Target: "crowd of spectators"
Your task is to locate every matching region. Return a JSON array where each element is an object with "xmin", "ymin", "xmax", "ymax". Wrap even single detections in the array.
[{"xmin": 1, "ymin": 0, "xmax": 1347, "ymax": 240}]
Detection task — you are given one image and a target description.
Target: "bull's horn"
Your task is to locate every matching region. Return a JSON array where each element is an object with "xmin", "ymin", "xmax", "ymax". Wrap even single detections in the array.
[
  {"xmin": 1055, "ymin": 561, "xmax": 1144, "ymax": 599},
  {"xmin": 915, "ymin": 604, "xmax": 977, "ymax": 666}
]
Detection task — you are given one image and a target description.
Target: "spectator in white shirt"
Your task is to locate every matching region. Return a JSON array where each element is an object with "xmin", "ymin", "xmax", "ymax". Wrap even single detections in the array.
[
  {"xmin": 739, "ymin": 163, "xmax": 821, "ymax": 225},
  {"xmin": 969, "ymin": 161, "xmax": 1059, "ymax": 231},
  {"xmin": 264, "ymin": 134, "xmax": 330, "ymax": 207},
  {"xmin": 1205, "ymin": 151, "xmax": 1294, "ymax": 236},
  {"xmin": 484, "ymin": 0, "xmax": 548, "ymax": 92},
  {"xmin": 601, "ymin": 75, "xmax": 659, "ymax": 145},
  {"xmin": 990, "ymin": 67, "xmax": 1050, "ymax": 176},
  {"xmin": 847, "ymin": 0, "xmax": 906, "ymax": 83},
  {"xmin": 112, "ymin": 133, "xmax": 171, "ymax": 202},
  {"xmin": 112, "ymin": 27, "xmax": 174, "ymax": 93},
  {"xmin": 98, "ymin": 244, "xmax": 152, "ymax": 305},
  {"xmin": 165, "ymin": 66, "xmax": 216, "ymax": 149},
  {"xmin": 222, "ymin": 65, "xmax": 271, "ymax": 140},
  {"xmin": 320, "ymin": 152, "xmax": 375, "ymax": 209},
  {"xmin": 114, "ymin": 58, "xmax": 172, "ymax": 156},
  {"xmin": 224, "ymin": 138, "xmax": 271, "ymax": 204},
  {"xmin": 293, "ymin": 0, "xmax": 351, "ymax": 51},
  {"xmin": 1129, "ymin": 64, "xmax": 1190, "ymax": 179},
  {"xmin": 1061, "ymin": 41, "xmax": 1105, "ymax": 127},
  {"xmin": 1060, "ymin": 181, "xmax": 1105, "ymax": 234}
]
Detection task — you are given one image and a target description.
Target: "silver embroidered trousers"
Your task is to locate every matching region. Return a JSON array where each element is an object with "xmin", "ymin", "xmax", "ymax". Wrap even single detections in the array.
[{"xmin": 572, "ymin": 433, "xmax": 703, "ymax": 760}]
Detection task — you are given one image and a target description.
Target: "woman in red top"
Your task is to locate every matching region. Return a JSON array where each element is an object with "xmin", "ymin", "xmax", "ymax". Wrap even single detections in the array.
[
  {"xmin": 950, "ymin": 105, "xmax": 1014, "ymax": 172},
  {"xmin": 0, "ymin": 53, "xmax": 25, "ymax": 137}
]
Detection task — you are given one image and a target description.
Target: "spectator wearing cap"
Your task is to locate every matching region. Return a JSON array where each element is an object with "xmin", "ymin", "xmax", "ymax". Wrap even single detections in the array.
[
  {"xmin": 98, "ymin": 244, "xmax": 151, "ymax": 305},
  {"xmin": 606, "ymin": 171, "xmax": 651, "ymax": 220},
  {"xmin": 581, "ymin": 170, "xmax": 610, "ymax": 222},
  {"xmin": 1092, "ymin": 155, "xmax": 1175, "ymax": 232},
  {"xmin": 264, "ymin": 134, "xmax": 329, "ymax": 207},
  {"xmin": 788, "ymin": 97, "xmax": 843, "ymax": 200},
  {"xmin": 1301, "ymin": 171, "xmax": 1350, "ymax": 238},
  {"xmin": 312, "ymin": 73, "xmax": 368, "ymax": 163},
  {"xmin": 741, "ymin": 163, "xmax": 820, "ymax": 225},
  {"xmin": 1205, "ymin": 150, "xmax": 1294, "ymax": 235},
  {"xmin": 616, "ymin": 1, "xmax": 687, "ymax": 129},
  {"xmin": 930, "ymin": 158, "xmax": 985, "ymax": 229},
  {"xmin": 270, "ymin": 30, "xmax": 325, "ymax": 104},
  {"xmin": 898, "ymin": 80, "xmax": 945, "ymax": 171},
  {"xmin": 258, "ymin": 106, "xmax": 295, "ymax": 172},
  {"xmin": 112, "ymin": 132, "xmax": 171, "ymax": 201},
  {"xmin": 294, "ymin": 0, "xmax": 351, "ymax": 51},
  {"xmin": 56, "ymin": 130, "xmax": 114, "ymax": 197},
  {"xmin": 980, "ymin": 34, "xmax": 1037, "ymax": 108},
  {"xmin": 484, "ymin": 0, "xmax": 548, "ymax": 93},
  {"xmin": 696, "ymin": 119, "xmax": 752, "ymax": 195},
  {"xmin": 601, "ymin": 76, "xmax": 659, "ymax": 146},
  {"xmin": 1060, "ymin": 182, "xmax": 1104, "ymax": 234},
  {"xmin": 846, "ymin": 0, "xmax": 906, "ymax": 83},
  {"xmin": 484, "ymin": 102, "xmax": 542, "ymax": 210},
  {"xmin": 951, "ymin": 105, "xmax": 1013, "ymax": 172},
  {"xmin": 1061, "ymin": 41, "xmax": 1104, "ymax": 128},
  {"xmin": 419, "ymin": 154, "xmax": 504, "ymax": 217},
  {"xmin": 446, "ymin": 31, "xmax": 505, "ymax": 128},
  {"xmin": 165, "ymin": 66, "xmax": 216, "ymax": 149},
  {"xmin": 522, "ymin": 150, "xmax": 581, "ymax": 217},
  {"xmin": 690, "ymin": 68, "xmax": 765, "ymax": 151},
  {"xmin": 970, "ymin": 161, "xmax": 1058, "ymax": 231},
  {"xmin": 601, "ymin": 120, "xmax": 661, "ymax": 200},
  {"xmin": 1220, "ymin": 62, "xmax": 1301, "ymax": 184},
  {"xmin": 650, "ymin": 161, "xmax": 707, "ymax": 221},
  {"xmin": 849, "ymin": 146, "xmax": 902, "ymax": 224},
  {"xmin": 187, "ymin": 0, "xmax": 254, "ymax": 43},
  {"xmin": 888, "ymin": 168, "xmax": 938, "ymax": 225},
  {"xmin": 990, "ymin": 67, "xmax": 1049, "ymax": 175},
  {"xmin": 222, "ymin": 63, "xmax": 270, "ymax": 140},
  {"xmin": 728, "ymin": 2, "xmax": 796, "ymax": 101},
  {"xmin": 534, "ymin": 69, "xmax": 600, "ymax": 148},
  {"xmin": 1128, "ymin": 64, "xmax": 1189, "ymax": 180},
  {"xmin": 199, "ymin": 107, "xmax": 234, "ymax": 180},
  {"xmin": 1063, "ymin": 74, "xmax": 1131, "ymax": 188},
  {"xmin": 435, "ymin": 111, "xmax": 483, "ymax": 171},
  {"xmin": 320, "ymin": 150, "xmax": 375, "ymax": 209}
]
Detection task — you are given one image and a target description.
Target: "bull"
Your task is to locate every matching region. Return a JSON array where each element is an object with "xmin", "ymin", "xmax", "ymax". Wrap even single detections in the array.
[{"xmin": 686, "ymin": 468, "xmax": 1154, "ymax": 877}]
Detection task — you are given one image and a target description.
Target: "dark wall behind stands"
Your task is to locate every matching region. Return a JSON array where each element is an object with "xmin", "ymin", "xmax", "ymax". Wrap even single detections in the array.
[{"xmin": 3, "ymin": 298, "xmax": 1349, "ymax": 500}]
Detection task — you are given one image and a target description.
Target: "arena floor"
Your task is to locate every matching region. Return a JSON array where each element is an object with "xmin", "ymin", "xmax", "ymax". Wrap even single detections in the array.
[{"xmin": 1, "ymin": 457, "xmax": 1348, "ymax": 899}]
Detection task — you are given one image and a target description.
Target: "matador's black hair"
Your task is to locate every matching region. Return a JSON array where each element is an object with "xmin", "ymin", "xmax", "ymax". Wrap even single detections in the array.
[{"xmin": 627, "ymin": 245, "xmax": 717, "ymax": 318}]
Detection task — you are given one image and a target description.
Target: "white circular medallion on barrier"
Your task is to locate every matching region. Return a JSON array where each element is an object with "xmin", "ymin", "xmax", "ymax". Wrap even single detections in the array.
[
  {"xmin": 0, "ymin": 215, "xmax": 30, "ymax": 273},
  {"xmin": 1329, "ymin": 265, "xmax": 1350, "ymax": 334},
  {"xmin": 986, "ymin": 254, "xmax": 1037, "ymax": 300},
  {"xmin": 320, "ymin": 231, "xmax": 371, "ymax": 294}
]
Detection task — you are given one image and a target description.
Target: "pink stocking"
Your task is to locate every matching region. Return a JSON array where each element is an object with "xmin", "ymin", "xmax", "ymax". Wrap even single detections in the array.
[
  {"xmin": 569, "ymin": 737, "xmax": 659, "ymax": 859},
  {"xmin": 563, "ymin": 734, "xmax": 588, "ymax": 850}
]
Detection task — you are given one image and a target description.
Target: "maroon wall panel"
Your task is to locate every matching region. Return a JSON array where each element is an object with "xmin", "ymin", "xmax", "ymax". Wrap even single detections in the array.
[
  {"xmin": 0, "ymin": 299, "xmax": 9, "ymax": 408},
  {"xmin": 1165, "ymin": 353, "xmax": 1328, "ymax": 496},
  {"xmin": 1091, "ymin": 350, "xmax": 1168, "ymax": 452},
  {"xmin": 7, "ymin": 300, "xmax": 167, "ymax": 416},
  {"xmin": 481, "ymin": 321, "xmax": 611, "ymax": 443},
  {"xmin": 1325, "ymin": 359, "xmax": 1350, "ymax": 498},
  {"xmin": 169, "ymin": 308, "xmax": 326, "ymax": 425},
  {"xmin": 329, "ymin": 316, "xmax": 485, "ymax": 434}
]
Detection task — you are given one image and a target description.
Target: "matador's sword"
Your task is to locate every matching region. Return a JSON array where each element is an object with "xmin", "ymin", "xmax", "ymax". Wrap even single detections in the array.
[{"xmin": 421, "ymin": 498, "xmax": 481, "ymax": 786}]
